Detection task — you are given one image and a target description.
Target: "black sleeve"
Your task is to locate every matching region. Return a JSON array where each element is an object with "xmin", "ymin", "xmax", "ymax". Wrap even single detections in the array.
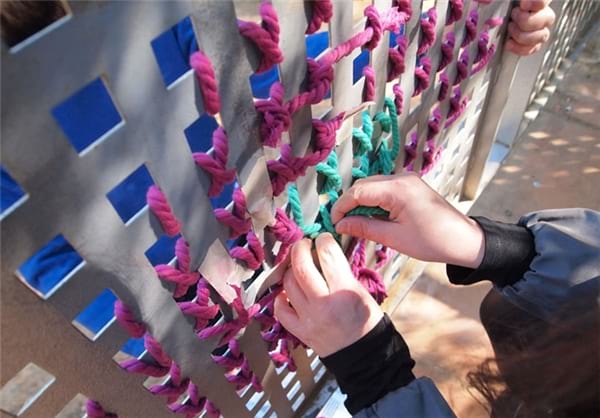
[
  {"xmin": 320, "ymin": 314, "xmax": 416, "ymax": 415},
  {"xmin": 446, "ymin": 216, "xmax": 536, "ymax": 287}
]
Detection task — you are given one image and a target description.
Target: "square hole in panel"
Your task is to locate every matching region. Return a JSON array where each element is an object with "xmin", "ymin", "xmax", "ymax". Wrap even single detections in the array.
[
  {"xmin": 352, "ymin": 50, "xmax": 370, "ymax": 84},
  {"xmin": 107, "ymin": 164, "xmax": 154, "ymax": 224},
  {"xmin": 245, "ymin": 391, "xmax": 264, "ymax": 410},
  {"xmin": 310, "ymin": 356, "xmax": 321, "ymax": 371},
  {"xmin": 291, "ymin": 392, "xmax": 306, "ymax": 412},
  {"xmin": 51, "ymin": 77, "xmax": 124, "ymax": 155},
  {"xmin": 72, "ymin": 289, "xmax": 117, "ymax": 341},
  {"xmin": 268, "ymin": 412, "xmax": 278, "ymax": 418},
  {"xmin": 2, "ymin": 0, "xmax": 70, "ymax": 53},
  {"xmin": 281, "ymin": 371, "xmax": 296, "ymax": 390},
  {"xmin": 314, "ymin": 365, "xmax": 326, "ymax": 383},
  {"xmin": 55, "ymin": 393, "xmax": 87, "ymax": 418},
  {"xmin": 255, "ymin": 400, "xmax": 272, "ymax": 418},
  {"xmin": 151, "ymin": 16, "xmax": 198, "ymax": 88},
  {"xmin": 0, "ymin": 166, "xmax": 27, "ymax": 219},
  {"xmin": 286, "ymin": 380, "xmax": 301, "ymax": 401},
  {"xmin": 306, "ymin": 31, "xmax": 329, "ymax": 59},
  {"xmin": 184, "ymin": 114, "xmax": 220, "ymax": 153},
  {"xmin": 16, "ymin": 234, "xmax": 84, "ymax": 299},
  {"xmin": 0, "ymin": 363, "xmax": 55, "ymax": 416},
  {"xmin": 112, "ymin": 336, "xmax": 146, "ymax": 364},
  {"xmin": 145, "ymin": 234, "xmax": 180, "ymax": 266},
  {"xmin": 250, "ymin": 67, "xmax": 280, "ymax": 99}
]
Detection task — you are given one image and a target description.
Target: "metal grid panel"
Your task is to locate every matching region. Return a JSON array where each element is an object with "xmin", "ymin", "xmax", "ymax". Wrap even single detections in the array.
[{"xmin": 1, "ymin": 1, "xmax": 512, "ymax": 417}]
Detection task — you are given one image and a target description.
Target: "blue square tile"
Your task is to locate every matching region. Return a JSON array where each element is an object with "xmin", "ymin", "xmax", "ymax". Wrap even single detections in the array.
[
  {"xmin": 72, "ymin": 289, "xmax": 117, "ymax": 340},
  {"xmin": 107, "ymin": 165, "xmax": 154, "ymax": 223},
  {"xmin": 1, "ymin": 166, "xmax": 27, "ymax": 217}
]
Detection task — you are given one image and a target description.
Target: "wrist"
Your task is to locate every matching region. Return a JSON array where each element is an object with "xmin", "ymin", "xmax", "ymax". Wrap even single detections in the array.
[{"xmin": 445, "ymin": 217, "xmax": 485, "ymax": 269}]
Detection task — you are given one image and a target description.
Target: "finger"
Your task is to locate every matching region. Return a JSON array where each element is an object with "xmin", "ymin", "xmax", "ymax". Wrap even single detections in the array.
[
  {"xmin": 282, "ymin": 267, "xmax": 308, "ymax": 310},
  {"xmin": 505, "ymin": 39, "xmax": 542, "ymax": 56},
  {"xmin": 315, "ymin": 233, "xmax": 354, "ymax": 290},
  {"xmin": 331, "ymin": 181, "xmax": 394, "ymax": 224},
  {"xmin": 508, "ymin": 22, "xmax": 550, "ymax": 47},
  {"xmin": 274, "ymin": 291, "xmax": 302, "ymax": 331},
  {"xmin": 511, "ymin": 7, "xmax": 555, "ymax": 32},
  {"xmin": 519, "ymin": 0, "xmax": 550, "ymax": 13},
  {"xmin": 335, "ymin": 216, "xmax": 397, "ymax": 247},
  {"xmin": 291, "ymin": 239, "xmax": 329, "ymax": 298}
]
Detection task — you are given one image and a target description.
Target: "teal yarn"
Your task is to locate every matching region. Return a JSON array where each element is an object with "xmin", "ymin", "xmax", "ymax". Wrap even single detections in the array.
[
  {"xmin": 316, "ymin": 151, "xmax": 342, "ymax": 194},
  {"xmin": 288, "ymin": 184, "xmax": 322, "ymax": 238},
  {"xmin": 352, "ymin": 112, "xmax": 374, "ymax": 157},
  {"xmin": 346, "ymin": 206, "xmax": 390, "ymax": 218}
]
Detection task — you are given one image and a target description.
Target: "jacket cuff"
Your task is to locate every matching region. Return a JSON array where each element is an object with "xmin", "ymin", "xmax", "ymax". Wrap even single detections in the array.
[
  {"xmin": 447, "ymin": 216, "xmax": 536, "ymax": 288},
  {"xmin": 320, "ymin": 314, "xmax": 415, "ymax": 414}
]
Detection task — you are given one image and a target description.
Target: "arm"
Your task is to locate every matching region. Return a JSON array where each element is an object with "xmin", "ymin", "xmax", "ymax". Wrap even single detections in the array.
[{"xmin": 273, "ymin": 235, "xmax": 455, "ymax": 417}]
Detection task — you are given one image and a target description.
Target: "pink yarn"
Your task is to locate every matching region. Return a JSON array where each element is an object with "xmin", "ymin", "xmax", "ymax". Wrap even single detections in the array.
[
  {"xmin": 403, "ymin": 132, "xmax": 418, "ymax": 168},
  {"xmin": 474, "ymin": 31, "xmax": 490, "ymax": 64},
  {"xmin": 230, "ymin": 231, "xmax": 265, "ymax": 270},
  {"xmin": 438, "ymin": 32, "xmax": 455, "ymax": 72},
  {"xmin": 86, "ymin": 400, "xmax": 118, "ymax": 418},
  {"xmin": 214, "ymin": 340, "xmax": 263, "ymax": 392},
  {"xmin": 178, "ymin": 278, "xmax": 220, "ymax": 331},
  {"xmin": 114, "ymin": 300, "xmax": 146, "ymax": 338},
  {"xmin": 238, "ymin": 2, "xmax": 283, "ymax": 74},
  {"xmin": 393, "ymin": 0, "xmax": 413, "ymax": 20},
  {"xmin": 418, "ymin": 8, "xmax": 437, "ymax": 56},
  {"xmin": 445, "ymin": 88, "xmax": 469, "ymax": 128},
  {"xmin": 413, "ymin": 56, "xmax": 432, "ymax": 96},
  {"xmin": 119, "ymin": 358, "xmax": 170, "ymax": 377},
  {"xmin": 267, "ymin": 114, "xmax": 343, "ymax": 196},
  {"xmin": 147, "ymin": 185, "xmax": 181, "ymax": 237},
  {"xmin": 392, "ymin": 84, "xmax": 404, "ymax": 115},
  {"xmin": 462, "ymin": 9, "xmax": 478, "ymax": 47},
  {"xmin": 472, "ymin": 43, "xmax": 496, "ymax": 75},
  {"xmin": 350, "ymin": 240, "xmax": 387, "ymax": 304},
  {"xmin": 269, "ymin": 338, "xmax": 297, "ymax": 372},
  {"xmin": 149, "ymin": 362, "xmax": 189, "ymax": 404},
  {"xmin": 447, "ymin": 0, "xmax": 464, "ymax": 25},
  {"xmin": 190, "ymin": 51, "xmax": 221, "ymax": 116},
  {"xmin": 255, "ymin": 83, "xmax": 290, "ymax": 148},
  {"xmin": 214, "ymin": 187, "xmax": 252, "ymax": 239},
  {"xmin": 268, "ymin": 208, "xmax": 303, "ymax": 264},
  {"xmin": 387, "ymin": 35, "xmax": 407, "ymax": 81},
  {"xmin": 454, "ymin": 50, "xmax": 469, "ymax": 85},
  {"xmin": 170, "ymin": 383, "xmax": 220, "ymax": 418},
  {"xmin": 306, "ymin": 0, "xmax": 333, "ymax": 34},
  {"xmin": 374, "ymin": 246, "xmax": 390, "ymax": 270},
  {"xmin": 193, "ymin": 126, "xmax": 236, "ymax": 197},
  {"xmin": 362, "ymin": 65, "xmax": 376, "ymax": 102},
  {"xmin": 421, "ymin": 139, "xmax": 443, "ymax": 175},
  {"xmin": 427, "ymin": 108, "xmax": 442, "ymax": 141},
  {"xmin": 155, "ymin": 238, "xmax": 200, "ymax": 299},
  {"xmin": 439, "ymin": 72, "xmax": 450, "ymax": 100},
  {"xmin": 485, "ymin": 16, "xmax": 504, "ymax": 29},
  {"xmin": 198, "ymin": 286, "xmax": 260, "ymax": 347}
]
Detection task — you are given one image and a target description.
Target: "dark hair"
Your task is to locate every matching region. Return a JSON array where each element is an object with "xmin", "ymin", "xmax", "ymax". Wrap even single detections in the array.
[
  {"xmin": 1, "ymin": 0, "xmax": 66, "ymax": 47},
  {"xmin": 468, "ymin": 290, "xmax": 599, "ymax": 418}
]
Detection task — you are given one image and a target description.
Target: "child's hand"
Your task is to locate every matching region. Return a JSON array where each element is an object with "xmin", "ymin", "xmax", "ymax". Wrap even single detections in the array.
[
  {"xmin": 273, "ymin": 234, "xmax": 383, "ymax": 357},
  {"xmin": 331, "ymin": 173, "xmax": 485, "ymax": 269},
  {"xmin": 507, "ymin": 0, "xmax": 556, "ymax": 56}
]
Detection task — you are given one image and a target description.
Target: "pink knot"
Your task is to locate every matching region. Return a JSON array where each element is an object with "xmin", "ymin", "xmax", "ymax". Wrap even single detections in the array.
[
  {"xmin": 190, "ymin": 51, "xmax": 220, "ymax": 116},
  {"xmin": 147, "ymin": 185, "xmax": 181, "ymax": 237},
  {"xmin": 149, "ymin": 362, "xmax": 189, "ymax": 404},
  {"xmin": 472, "ymin": 43, "xmax": 496, "ymax": 75},
  {"xmin": 403, "ymin": 132, "xmax": 418, "ymax": 168},
  {"xmin": 155, "ymin": 238, "xmax": 200, "ymax": 298},
  {"xmin": 268, "ymin": 208, "xmax": 303, "ymax": 264},
  {"xmin": 193, "ymin": 126, "xmax": 236, "ymax": 197},
  {"xmin": 178, "ymin": 278, "xmax": 220, "ymax": 331},
  {"xmin": 214, "ymin": 187, "xmax": 252, "ymax": 239},
  {"xmin": 413, "ymin": 56, "xmax": 432, "ymax": 96},
  {"xmin": 213, "ymin": 340, "xmax": 263, "ymax": 392},
  {"xmin": 198, "ymin": 286, "xmax": 260, "ymax": 347},
  {"xmin": 306, "ymin": 58, "xmax": 334, "ymax": 104},
  {"xmin": 374, "ymin": 245, "xmax": 390, "ymax": 270},
  {"xmin": 119, "ymin": 358, "xmax": 170, "ymax": 377},
  {"xmin": 364, "ymin": 6, "xmax": 383, "ymax": 50},
  {"xmin": 230, "ymin": 231, "xmax": 265, "ymax": 270},
  {"xmin": 438, "ymin": 72, "xmax": 449, "ymax": 100},
  {"xmin": 393, "ymin": 84, "xmax": 404, "ymax": 115},
  {"xmin": 387, "ymin": 35, "xmax": 407, "ymax": 81},
  {"xmin": 170, "ymin": 384, "xmax": 219, "ymax": 418},
  {"xmin": 454, "ymin": 50, "xmax": 469, "ymax": 86},
  {"xmin": 421, "ymin": 139, "xmax": 443, "ymax": 175},
  {"xmin": 362, "ymin": 65, "xmax": 376, "ymax": 102},
  {"xmin": 445, "ymin": 88, "xmax": 469, "ymax": 128},
  {"xmin": 270, "ymin": 339, "xmax": 297, "ymax": 372},
  {"xmin": 418, "ymin": 8, "xmax": 437, "ymax": 56},
  {"xmin": 462, "ymin": 9, "xmax": 478, "ymax": 47},
  {"xmin": 393, "ymin": 0, "xmax": 413, "ymax": 20},
  {"xmin": 485, "ymin": 16, "xmax": 504, "ymax": 29},
  {"xmin": 358, "ymin": 267, "xmax": 387, "ymax": 304},
  {"xmin": 238, "ymin": 2, "xmax": 283, "ymax": 74},
  {"xmin": 114, "ymin": 300, "xmax": 146, "ymax": 338},
  {"xmin": 306, "ymin": 0, "xmax": 333, "ymax": 34},
  {"xmin": 268, "ymin": 114, "xmax": 343, "ymax": 196},
  {"xmin": 427, "ymin": 108, "xmax": 442, "ymax": 141},
  {"xmin": 447, "ymin": 0, "xmax": 464, "ymax": 25},
  {"xmin": 438, "ymin": 32, "xmax": 455, "ymax": 72},
  {"xmin": 350, "ymin": 239, "xmax": 367, "ymax": 276},
  {"xmin": 255, "ymin": 82, "xmax": 290, "ymax": 148},
  {"xmin": 86, "ymin": 400, "xmax": 118, "ymax": 418}
]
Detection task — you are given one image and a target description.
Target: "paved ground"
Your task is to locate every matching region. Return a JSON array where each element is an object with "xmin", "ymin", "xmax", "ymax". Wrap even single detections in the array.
[{"xmin": 391, "ymin": 28, "xmax": 600, "ymax": 417}]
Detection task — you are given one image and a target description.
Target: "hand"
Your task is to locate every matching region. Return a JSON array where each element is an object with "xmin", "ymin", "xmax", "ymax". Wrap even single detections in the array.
[
  {"xmin": 273, "ymin": 234, "xmax": 383, "ymax": 357},
  {"xmin": 507, "ymin": 0, "xmax": 556, "ymax": 56},
  {"xmin": 331, "ymin": 173, "xmax": 485, "ymax": 268}
]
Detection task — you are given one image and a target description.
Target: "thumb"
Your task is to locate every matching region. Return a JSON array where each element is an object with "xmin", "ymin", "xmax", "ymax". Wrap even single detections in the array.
[{"xmin": 335, "ymin": 216, "xmax": 397, "ymax": 248}]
